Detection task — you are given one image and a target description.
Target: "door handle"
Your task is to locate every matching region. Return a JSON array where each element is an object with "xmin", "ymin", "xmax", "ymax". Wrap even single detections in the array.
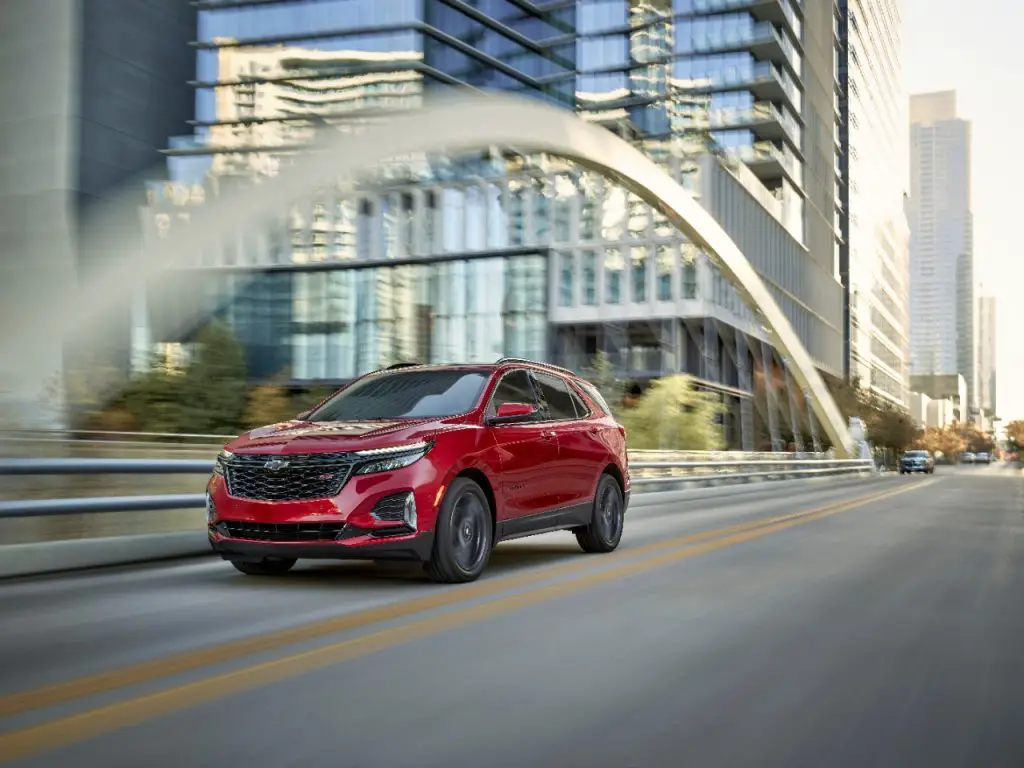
[{"xmin": 541, "ymin": 431, "xmax": 556, "ymax": 440}]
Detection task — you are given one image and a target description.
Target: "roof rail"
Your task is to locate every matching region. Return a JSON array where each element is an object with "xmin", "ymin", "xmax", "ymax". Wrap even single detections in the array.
[
  {"xmin": 495, "ymin": 357, "xmax": 578, "ymax": 377},
  {"xmin": 384, "ymin": 362, "xmax": 423, "ymax": 370}
]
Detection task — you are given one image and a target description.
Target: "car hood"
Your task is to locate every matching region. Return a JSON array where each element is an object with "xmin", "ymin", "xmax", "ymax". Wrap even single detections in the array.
[{"xmin": 226, "ymin": 418, "xmax": 458, "ymax": 454}]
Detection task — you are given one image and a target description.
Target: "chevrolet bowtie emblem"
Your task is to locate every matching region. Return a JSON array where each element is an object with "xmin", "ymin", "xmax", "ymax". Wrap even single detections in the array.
[{"xmin": 264, "ymin": 459, "xmax": 289, "ymax": 471}]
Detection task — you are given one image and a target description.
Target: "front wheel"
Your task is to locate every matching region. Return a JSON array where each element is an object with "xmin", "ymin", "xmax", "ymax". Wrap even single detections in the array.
[
  {"xmin": 230, "ymin": 558, "xmax": 296, "ymax": 576},
  {"xmin": 575, "ymin": 474, "xmax": 625, "ymax": 554},
  {"xmin": 424, "ymin": 477, "xmax": 493, "ymax": 584}
]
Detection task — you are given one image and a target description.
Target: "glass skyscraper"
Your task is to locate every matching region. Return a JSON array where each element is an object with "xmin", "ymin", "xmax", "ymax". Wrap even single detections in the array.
[
  {"xmin": 908, "ymin": 90, "xmax": 976, "ymax": 419},
  {"xmin": 837, "ymin": 0, "xmax": 910, "ymax": 405}
]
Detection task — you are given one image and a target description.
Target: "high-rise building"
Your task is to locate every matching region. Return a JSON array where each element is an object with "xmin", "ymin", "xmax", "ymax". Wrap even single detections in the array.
[
  {"xmin": 908, "ymin": 90, "xmax": 976, "ymax": 419},
  {"xmin": 836, "ymin": 0, "xmax": 910, "ymax": 405},
  {"xmin": 566, "ymin": 0, "xmax": 845, "ymax": 377},
  {"xmin": 978, "ymin": 293, "xmax": 997, "ymax": 419},
  {"xmin": 0, "ymin": 0, "xmax": 197, "ymax": 425},
  {"xmin": 139, "ymin": 0, "xmax": 848, "ymax": 449}
]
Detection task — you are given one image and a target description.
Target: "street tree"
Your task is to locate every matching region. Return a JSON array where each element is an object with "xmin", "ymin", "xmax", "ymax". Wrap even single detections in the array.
[
  {"xmin": 243, "ymin": 385, "xmax": 296, "ymax": 428},
  {"xmin": 177, "ymin": 322, "xmax": 249, "ymax": 435},
  {"xmin": 1005, "ymin": 420, "xmax": 1024, "ymax": 450},
  {"xmin": 619, "ymin": 374, "xmax": 724, "ymax": 450},
  {"xmin": 581, "ymin": 351, "xmax": 626, "ymax": 417}
]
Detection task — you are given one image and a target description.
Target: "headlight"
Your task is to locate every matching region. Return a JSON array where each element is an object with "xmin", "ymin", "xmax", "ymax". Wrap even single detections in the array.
[
  {"xmin": 354, "ymin": 441, "xmax": 431, "ymax": 475},
  {"xmin": 213, "ymin": 449, "xmax": 233, "ymax": 476}
]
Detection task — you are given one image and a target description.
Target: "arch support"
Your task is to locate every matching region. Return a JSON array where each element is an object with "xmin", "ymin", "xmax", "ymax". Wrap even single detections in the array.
[{"xmin": 10, "ymin": 92, "xmax": 854, "ymax": 456}]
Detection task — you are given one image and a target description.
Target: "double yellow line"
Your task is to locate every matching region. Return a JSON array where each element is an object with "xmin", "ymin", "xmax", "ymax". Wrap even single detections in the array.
[{"xmin": 0, "ymin": 478, "xmax": 932, "ymax": 761}]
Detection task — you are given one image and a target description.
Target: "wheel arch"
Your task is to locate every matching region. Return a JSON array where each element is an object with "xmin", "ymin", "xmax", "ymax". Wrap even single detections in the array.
[
  {"xmin": 453, "ymin": 467, "xmax": 498, "ymax": 534},
  {"xmin": 601, "ymin": 462, "xmax": 626, "ymax": 500}
]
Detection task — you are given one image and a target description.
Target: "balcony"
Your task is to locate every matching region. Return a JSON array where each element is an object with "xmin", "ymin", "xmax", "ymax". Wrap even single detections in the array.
[
  {"xmin": 674, "ymin": 22, "xmax": 799, "ymax": 80},
  {"xmin": 683, "ymin": 0, "xmax": 803, "ymax": 41},
  {"xmin": 734, "ymin": 140, "xmax": 802, "ymax": 187},
  {"xmin": 748, "ymin": 61, "xmax": 802, "ymax": 115},
  {"xmin": 747, "ymin": 22, "xmax": 801, "ymax": 77},
  {"xmin": 709, "ymin": 100, "xmax": 801, "ymax": 149}
]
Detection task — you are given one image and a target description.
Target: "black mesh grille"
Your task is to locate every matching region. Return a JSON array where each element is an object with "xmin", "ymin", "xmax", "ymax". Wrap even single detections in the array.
[
  {"xmin": 372, "ymin": 493, "xmax": 409, "ymax": 522},
  {"xmin": 221, "ymin": 520, "xmax": 347, "ymax": 542},
  {"xmin": 224, "ymin": 452, "xmax": 355, "ymax": 501}
]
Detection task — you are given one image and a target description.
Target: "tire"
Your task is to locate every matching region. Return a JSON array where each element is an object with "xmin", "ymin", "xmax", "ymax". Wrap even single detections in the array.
[
  {"xmin": 424, "ymin": 477, "xmax": 493, "ymax": 584},
  {"xmin": 575, "ymin": 473, "xmax": 625, "ymax": 554},
  {"xmin": 230, "ymin": 558, "xmax": 297, "ymax": 576}
]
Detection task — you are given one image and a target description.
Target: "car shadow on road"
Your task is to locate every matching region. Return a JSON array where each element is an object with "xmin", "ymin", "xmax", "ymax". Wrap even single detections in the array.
[{"xmin": 217, "ymin": 538, "xmax": 587, "ymax": 590}]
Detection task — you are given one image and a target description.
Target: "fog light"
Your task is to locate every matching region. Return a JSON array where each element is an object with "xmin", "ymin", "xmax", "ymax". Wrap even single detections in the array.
[
  {"xmin": 403, "ymin": 492, "xmax": 417, "ymax": 530},
  {"xmin": 206, "ymin": 493, "xmax": 216, "ymax": 524}
]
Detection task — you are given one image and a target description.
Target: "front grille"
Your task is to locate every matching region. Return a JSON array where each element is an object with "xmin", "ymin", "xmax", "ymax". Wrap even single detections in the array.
[
  {"xmin": 224, "ymin": 452, "xmax": 355, "ymax": 501},
  {"xmin": 221, "ymin": 520, "xmax": 347, "ymax": 542}
]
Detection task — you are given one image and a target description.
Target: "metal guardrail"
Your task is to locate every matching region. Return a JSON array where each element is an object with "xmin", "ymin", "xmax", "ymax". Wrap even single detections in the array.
[{"xmin": 0, "ymin": 456, "xmax": 875, "ymax": 519}]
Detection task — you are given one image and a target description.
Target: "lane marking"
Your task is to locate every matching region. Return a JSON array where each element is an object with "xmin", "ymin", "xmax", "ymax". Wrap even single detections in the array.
[
  {"xmin": 0, "ymin": 480, "xmax": 920, "ymax": 721},
  {"xmin": 0, "ymin": 479, "xmax": 932, "ymax": 762}
]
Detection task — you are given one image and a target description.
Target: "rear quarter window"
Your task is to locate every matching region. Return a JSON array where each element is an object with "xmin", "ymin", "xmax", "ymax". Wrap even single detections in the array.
[{"xmin": 575, "ymin": 379, "xmax": 612, "ymax": 417}]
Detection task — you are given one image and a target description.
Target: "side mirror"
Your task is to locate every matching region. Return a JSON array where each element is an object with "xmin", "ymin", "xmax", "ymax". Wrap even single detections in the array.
[
  {"xmin": 296, "ymin": 410, "xmax": 312, "ymax": 421},
  {"xmin": 487, "ymin": 402, "xmax": 538, "ymax": 425}
]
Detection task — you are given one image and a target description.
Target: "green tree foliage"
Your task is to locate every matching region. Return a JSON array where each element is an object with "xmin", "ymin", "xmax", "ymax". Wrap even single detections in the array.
[
  {"xmin": 619, "ymin": 374, "xmax": 725, "ymax": 450},
  {"xmin": 1006, "ymin": 420, "xmax": 1024, "ymax": 451},
  {"xmin": 581, "ymin": 351, "xmax": 625, "ymax": 417},
  {"xmin": 859, "ymin": 391, "xmax": 921, "ymax": 452},
  {"xmin": 122, "ymin": 366, "xmax": 188, "ymax": 435},
  {"xmin": 176, "ymin": 322, "xmax": 249, "ymax": 434},
  {"xmin": 820, "ymin": 374, "xmax": 920, "ymax": 452},
  {"xmin": 243, "ymin": 385, "xmax": 296, "ymax": 429}
]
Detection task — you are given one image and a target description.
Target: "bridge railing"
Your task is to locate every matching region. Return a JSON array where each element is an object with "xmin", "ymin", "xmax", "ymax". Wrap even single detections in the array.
[
  {"xmin": 0, "ymin": 451, "xmax": 875, "ymax": 577},
  {"xmin": 0, "ymin": 454, "xmax": 875, "ymax": 519}
]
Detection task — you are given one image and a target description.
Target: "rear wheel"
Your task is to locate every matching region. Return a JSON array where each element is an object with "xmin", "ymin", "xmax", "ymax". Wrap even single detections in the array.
[
  {"xmin": 230, "ymin": 558, "xmax": 297, "ymax": 576},
  {"xmin": 575, "ymin": 474, "xmax": 625, "ymax": 554},
  {"xmin": 424, "ymin": 477, "xmax": 493, "ymax": 584}
]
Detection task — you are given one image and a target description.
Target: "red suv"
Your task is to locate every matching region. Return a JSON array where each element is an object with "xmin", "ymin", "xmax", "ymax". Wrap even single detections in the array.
[{"xmin": 207, "ymin": 358, "xmax": 631, "ymax": 583}]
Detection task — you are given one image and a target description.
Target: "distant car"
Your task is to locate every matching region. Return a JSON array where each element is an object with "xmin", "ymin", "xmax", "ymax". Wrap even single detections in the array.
[
  {"xmin": 206, "ymin": 359, "xmax": 631, "ymax": 583},
  {"xmin": 900, "ymin": 450, "xmax": 935, "ymax": 475},
  {"xmin": 960, "ymin": 452, "xmax": 976, "ymax": 464},
  {"xmin": 975, "ymin": 452, "xmax": 992, "ymax": 464}
]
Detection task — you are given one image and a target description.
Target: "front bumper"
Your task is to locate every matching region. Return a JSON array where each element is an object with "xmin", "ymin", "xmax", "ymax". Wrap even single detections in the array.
[
  {"xmin": 206, "ymin": 455, "xmax": 446, "ymax": 563},
  {"xmin": 210, "ymin": 528, "xmax": 435, "ymax": 563},
  {"xmin": 900, "ymin": 464, "xmax": 930, "ymax": 473}
]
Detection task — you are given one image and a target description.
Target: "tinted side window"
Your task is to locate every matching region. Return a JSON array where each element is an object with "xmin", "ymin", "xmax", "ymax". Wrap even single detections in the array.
[
  {"xmin": 489, "ymin": 369, "xmax": 538, "ymax": 413},
  {"xmin": 533, "ymin": 372, "xmax": 578, "ymax": 420}
]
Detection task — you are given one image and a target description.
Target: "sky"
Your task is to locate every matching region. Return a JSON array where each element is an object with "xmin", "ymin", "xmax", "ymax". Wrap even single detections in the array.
[{"xmin": 902, "ymin": 0, "xmax": 1023, "ymax": 422}]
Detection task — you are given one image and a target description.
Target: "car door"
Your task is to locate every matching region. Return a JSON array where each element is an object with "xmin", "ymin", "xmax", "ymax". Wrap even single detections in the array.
[
  {"xmin": 485, "ymin": 368, "xmax": 562, "ymax": 521},
  {"xmin": 530, "ymin": 371, "xmax": 605, "ymax": 510}
]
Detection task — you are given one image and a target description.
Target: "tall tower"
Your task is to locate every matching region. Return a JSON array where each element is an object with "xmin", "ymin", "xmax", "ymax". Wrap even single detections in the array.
[
  {"xmin": 908, "ymin": 91, "xmax": 976, "ymax": 418},
  {"xmin": 837, "ymin": 0, "xmax": 910, "ymax": 405}
]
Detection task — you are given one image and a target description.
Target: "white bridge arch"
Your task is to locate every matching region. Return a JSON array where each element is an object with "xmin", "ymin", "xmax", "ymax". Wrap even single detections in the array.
[{"xmin": 27, "ymin": 92, "xmax": 856, "ymax": 456}]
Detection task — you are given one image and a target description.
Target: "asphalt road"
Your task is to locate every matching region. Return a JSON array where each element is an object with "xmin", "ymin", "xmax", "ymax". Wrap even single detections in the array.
[{"xmin": 0, "ymin": 464, "xmax": 1021, "ymax": 767}]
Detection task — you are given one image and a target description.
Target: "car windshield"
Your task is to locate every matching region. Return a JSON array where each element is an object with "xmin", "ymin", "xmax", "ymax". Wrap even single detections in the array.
[
  {"xmin": 306, "ymin": 369, "xmax": 490, "ymax": 421},
  {"xmin": 905, "ymin": 451, "xmax": 928, "ymax": 458}
]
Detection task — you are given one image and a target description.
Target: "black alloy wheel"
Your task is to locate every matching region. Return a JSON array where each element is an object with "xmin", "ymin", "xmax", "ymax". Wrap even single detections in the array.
[
  {"xmin": 425, "ymin": 477, "xmax": 493, "ymax": 584},
  {"xmin": 575, "ymin": 473, "xmax": 625, "ymax": 554}
]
